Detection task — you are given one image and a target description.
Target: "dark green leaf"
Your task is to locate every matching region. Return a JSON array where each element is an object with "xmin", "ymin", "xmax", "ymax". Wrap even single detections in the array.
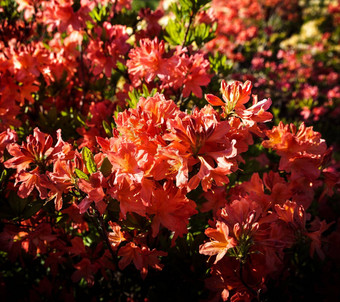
[
  {"xmin": 21, "ymin": 202, "xmax": 44, "ymax": 220},
  {"xmin": 9, "ymin": 192, "xmax": 29, "ymax": 215},
  {"xmin": 100, "ymin": 157, "xmax": 113, "ymax": 177}
]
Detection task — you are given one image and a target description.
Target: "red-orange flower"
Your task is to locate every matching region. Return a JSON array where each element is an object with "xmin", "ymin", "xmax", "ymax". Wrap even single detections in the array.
[
  {"xmin": 118, "ymin": 242, "xmax": 167, "ymax": 279},
  {"xmin": 0, "ymin": 128, "xmax": 17, "ymax": 162},
  {"xmin": 263, "ymin": 122, "xmax": 327, "ymax": 180},
  {"xmin": 108, "ymin": 222, "xmax": 126, "ymax": 249},
  {"xmin": 199, "ymin": 221, "xmax": 237, "ymax": 264},
  {"xmin": 5, "ymin": 127, "xmax": 54, "ymax": 172},
  {"xmin": 127, "ymin": 38, "xmax": 167, "ymax": 85},
  {"xmin": 78, "ymin": 171, "xmax": 107, "ymax": 214},
  {"xmin": 206, "ymin": 80, "xmax": 252, "ymax": 113},
  {"xmin": 147, "ymin": 182, "xmax": 197, "ymax": 239},
  {"xmin": 164, "ymin": 107, "xmax": 237, "ymax": 191}
]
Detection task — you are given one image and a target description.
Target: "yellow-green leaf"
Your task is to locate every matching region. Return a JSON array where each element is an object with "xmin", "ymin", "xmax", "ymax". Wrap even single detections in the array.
[
  {"xmin": 82, "ymin": 147, "xmax": 97, "ymax": 174},
  {"xmin": 74, "ymin": 168, "xmax": 89, "ymax": 181}
]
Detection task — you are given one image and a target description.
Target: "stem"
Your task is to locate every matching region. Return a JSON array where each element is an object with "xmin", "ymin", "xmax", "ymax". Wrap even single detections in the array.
[
  {"xmin": 239, "ymin": 261, "xmax": 259, "ymax": 300},
  {"xmin": 79, "ymin": 45, "xmax": 87, "ymax": 110},
  {"xmin": 113, "ymin": 0, "xmax": 118, "ymax": 17},
  {"xmin": 176, "ymin": 91, "xmax": 184, "ymax": 106},
  {"xmin": 91, "ymin": 203, "xmax": 116, "ymax": 260},
  {"xmin": 181, "ymin": 4, "xmax": 196, "ymax": 49}
]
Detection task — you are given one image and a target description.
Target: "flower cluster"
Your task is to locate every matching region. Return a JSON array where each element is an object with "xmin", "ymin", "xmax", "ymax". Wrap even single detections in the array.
[
  {"xmin": 200, "ymin": 170, "xmax": 332, "ymax": 301},
  {"xmin": 0, "ymin": 0, "xmax": 339, "ymax": 301},
  {"xmin": 127, "ymin": 38, "xmax": 211, "ymax": 98},
  {"xmin": 205, "ymin": 0, "xmax": 300, "ymax": 60}
]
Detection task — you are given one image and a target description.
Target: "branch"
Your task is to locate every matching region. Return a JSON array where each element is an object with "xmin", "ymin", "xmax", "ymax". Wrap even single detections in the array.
[
  {"xmin": 181, "ymin": 2, "xmax": 196, "ymax": 49},
  {"xmin": 91, "ymin": 203, "xmax": 116, "ymax": 260},
  {"xmin": 239, "ymin": 261, "xmax": 260, "ymax": 300}
]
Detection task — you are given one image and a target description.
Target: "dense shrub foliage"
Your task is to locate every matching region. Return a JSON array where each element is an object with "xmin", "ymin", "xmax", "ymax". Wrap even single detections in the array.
[{"xmin": 0, "ymin": 0, "xmax": 339, "ymax": 301}]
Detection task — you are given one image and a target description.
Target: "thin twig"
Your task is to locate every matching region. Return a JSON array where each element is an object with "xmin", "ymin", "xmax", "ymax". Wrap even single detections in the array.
[
  {"xmin": 113, "ymin": 0, "xmax": 118, "ymax": 17},
  {"xmin": 239, "ymin": 261, "xmax": 259, "ymax": 300},
  {"xmin": 91, "ymin": 203, "xmax": 116, "ymax": 260},
  {"xmin": 181, "ymin": 2, "xmax": 196, "ymax": 49},
  {"xmin": 79, "ymin": 45, "xmax": 87, "ymax": 110}
]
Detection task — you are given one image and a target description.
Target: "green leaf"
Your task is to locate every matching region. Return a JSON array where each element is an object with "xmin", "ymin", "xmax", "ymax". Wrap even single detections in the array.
[
  {"xmin": 90, "ymin": 7, "xmax": 100, "ymax": 22},
  {"xmin": 102, "ymin": 120, "xmax": 112, "ymax": 137},
  {"xmin": 165, "ymin": 19, "xmax": 184, "ymax": 45},
  {"xmin": 74, "ymin": 168, "xmax": 90, "ymax": 181},
  {"xmin": 116, "ymin": 61, "xmax": 126, "ymax": 72},
  {"xmin": 186, "ymin": 232, "xmax": 194, "ymax": 245},
  {"xmin": 82, "ymin": 147, "xmax": 97, "ymax": 174},
  {"xmin": 9, "ymin": 192, "xmax": 29, "ymax": 215},
  {"xmin": 114, "ymin": 105, "xmax": 123, "ymax": 119},
  {"xmin": 0, "ymin": 169, "xmax": 7, "ymax": 184},
  {"xmin": 150, "ymin": 88, "xmax": 158, "ymax": 97},
  {"xmin": 179, "ymin": 0, "xmax": 192, "ymax": 12},
  {"xmin": 21, "ymin": 202, "xmax": 44, "ymax": 220},
  {"xmin": 77, "ymin": 113, "xmax": 87, "ymax": 126},
  {"xmin": 127, "ymin": 90, "xmax": 139, "ymax": 109},
  {"xmin": 142, "ymin": 84, "xmax": 149, "ymax": 97},
  {"xmin": 100, "ymin": 157, "xmax": 113, "ymax": 177}
]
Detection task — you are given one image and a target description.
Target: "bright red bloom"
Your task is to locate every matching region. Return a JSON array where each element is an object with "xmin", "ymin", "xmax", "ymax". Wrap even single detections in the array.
[
  {"xmin": 274, "ymin": 200, "xmax": 305, "ymax": 229},
  {"xmin": 43, "ymin": 153, "xmax": 80, "ymax": 211},
  {"xmin": 113, "ymin": 94, "xmax": 178, "ymax": 157},
  {"xmin": 109, "ymin": 181, "xmax": 147, "ymax": 218},
  {"xmin": 100, "ymin": 138, "xmax": 148, "ymax": 188},
  {"xmin": 5, "ymin": 128, "xmax": 54, "ymax": 172},
  {"xmin": 159, "ymin": 48, "xmax": 211, "ymax": 98},
  {"xmin": 164, "ymin": 107, "xmax": 237, "ymax": 191},
  {"xmin": 86, "ymin": 23, "xmax": 130, "ymax": 77},
  {"xmin": 183, "ymin": 53, "xmax": 211, "ymax": 98},
  {"xmin": 118, "ymin": 242, "xmax": 167, "ymax": 279},
  {"xmin": 78, "ymin": 171, "xmax": 107, "ymax": 214},
  {"xmin": 52, "ymin": 129, "xmax": 75, "ymax": 161},
  {"xmin": 127, "ymin": 38, "xmax": 167, "ymax": 86},
  {"xmin": 150, "ymin": 148, "xmax": 190, "ymax": 188},
  {"xmin": 107, "ymin": 222, "xmax": 126, "ymax": 249},
  {"xmin": 219, "ymin": 198, "xmax": 262, "ymax": 240},
  {"xmin": 71, "ymin": 258, "xmax": 99, "ymax": 286},
  {"xmin": 4, "ymin": 128, "xmax": 74, "ymax": 208},
  {"xmin": 15, "ymin": 167, "xmax": 48, "ymax": 199},
  {"xmin": 262, "ymin": 122, "xmax": 327, "ymax": 180},
  {"xmin": 188, "ymin": 156, "xmax": 235, "ymax": 192},
  {"xmin": 206, "ymin": 80, "xmax": 272, "ymax": 132},
  {"xmin": 199, "ymin": 221, "xmax": 237, "ymax": 264},
  {"xmin": 236, "ymin": 95, "xmax": 272, "ymax": 131},
  {"xmin": 39, "ymin": 0, "xmax": 92, "ymax": 33},
  {"xmin": 15, "ymin": 0, "xmax": 36, "ymax": 20},
  {"xmin": 137, "ymin": 8, "xmax": 163, "ymax": 39},
  {"xmin": 63, "ymin": 30, "xmax": 83, "ymax": 57},
  {"xmin": 0, "ymin": 128, "xmax": 17, "ymax": 162},
  {"xmin": 78, "ymin": 171, "xmax": 106, "ymax": 203},
  {"xmin": 137, "ymin": 93, "xmax": 179, "ymax": 125},
  {"xmin": 206, "ymin": 80, "xmax": 252, "ymax": 112},
  {"xmin": 231, "ymin": 172, "xmax": 291, "ymax": 210},
  {"xmin": 147, "ymin": 182, "xmax": 197, "ymax": 239}
]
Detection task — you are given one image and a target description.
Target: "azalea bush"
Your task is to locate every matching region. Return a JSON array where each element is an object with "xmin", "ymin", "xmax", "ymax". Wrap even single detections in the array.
[{"xmin": 0, "ymin": 0, "xmax": 339, "ymax": 301}]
